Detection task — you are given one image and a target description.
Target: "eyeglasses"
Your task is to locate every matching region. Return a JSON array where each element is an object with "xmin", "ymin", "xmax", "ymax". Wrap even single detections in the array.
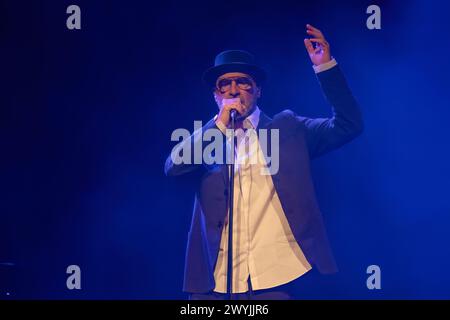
[{"xmin": 216, "ymin": 76, "xmax": 254, "ymax": 93}]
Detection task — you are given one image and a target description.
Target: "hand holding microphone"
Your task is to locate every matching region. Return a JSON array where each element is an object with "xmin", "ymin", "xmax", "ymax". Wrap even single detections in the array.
[{"xmin": 217, "ymin": 98, "xmax": 246, "ymax": 127}]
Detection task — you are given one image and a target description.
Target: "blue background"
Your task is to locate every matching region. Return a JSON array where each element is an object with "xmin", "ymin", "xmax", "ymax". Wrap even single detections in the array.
[{"xmin": 1, "ymin": 0, "xmax": 450, "ymax": 299}]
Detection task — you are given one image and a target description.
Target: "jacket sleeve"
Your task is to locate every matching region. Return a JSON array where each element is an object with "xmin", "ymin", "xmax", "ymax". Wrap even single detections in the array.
[
  {"xmin": 164, "ymin": 118, "xmax": 226, "ymax": 177},
  {"xmin": 297, "ymin": 64, "xmax": 364, "ymax": 158}
]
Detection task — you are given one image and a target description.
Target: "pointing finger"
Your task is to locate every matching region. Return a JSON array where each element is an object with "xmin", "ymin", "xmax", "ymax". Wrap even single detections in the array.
[
  {"xmin": 306, "ymin": 29, "xmax": 324, "ymax": 39},
  {"xmin": 306, "ymin": 24, "xmax": 321, "ymax": 33}
]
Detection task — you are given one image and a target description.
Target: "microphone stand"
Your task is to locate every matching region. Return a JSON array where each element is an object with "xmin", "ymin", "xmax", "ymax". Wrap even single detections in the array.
[{"xmin": 226, "ymin": 110, "xmax": 236, "ymax": 300}]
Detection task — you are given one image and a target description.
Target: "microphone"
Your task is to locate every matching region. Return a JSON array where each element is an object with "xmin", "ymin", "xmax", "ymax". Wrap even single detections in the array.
[{"xmin": 222, "ymin": 98, "xmax": 240, "ymax": 121}]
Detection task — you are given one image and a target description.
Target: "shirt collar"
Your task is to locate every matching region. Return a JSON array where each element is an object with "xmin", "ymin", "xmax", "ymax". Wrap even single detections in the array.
[{"xmin": 243, "ymin": 106, "xmax": 260, "ymax": 129}]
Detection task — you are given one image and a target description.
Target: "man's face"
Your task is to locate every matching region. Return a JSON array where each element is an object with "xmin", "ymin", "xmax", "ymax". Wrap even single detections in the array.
[{"xmin": 213, "ymin": 72, "xmax": 261, "ymax": 118}]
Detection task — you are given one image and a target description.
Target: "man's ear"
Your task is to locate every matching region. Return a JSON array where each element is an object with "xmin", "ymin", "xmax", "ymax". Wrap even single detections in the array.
[
  {"xmin": 213, "ymin": 91, "xmax": 221, "ymax": 108},
  {"xmin": 256, "ymin": 87, "xmax": 261, "ymax": 98}
]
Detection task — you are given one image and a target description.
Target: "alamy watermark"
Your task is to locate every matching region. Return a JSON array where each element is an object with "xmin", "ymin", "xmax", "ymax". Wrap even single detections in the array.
[
  {"xmin": 170, "ymin": 121, "xmax": 280, "ymax": 175},
  {"xmin": 66, "ymin": 264, "xmax": 81, "ymax": 290},
  {"xmin": 66, "ymin": 5, "xmax": 81, "ymax": 30},
  {"xmin": 366, "ymin": 5, "xmax": 381, "ymax": 30},
  {"xmin": 366, "ymin": 264, "xmax": 381, "ymax": 290}
]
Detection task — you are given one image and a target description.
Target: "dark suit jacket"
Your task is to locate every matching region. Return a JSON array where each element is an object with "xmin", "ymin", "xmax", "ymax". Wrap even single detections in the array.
[{"xmin": 165, "ymin": 65, "xmax": 364, "ymax": 293}]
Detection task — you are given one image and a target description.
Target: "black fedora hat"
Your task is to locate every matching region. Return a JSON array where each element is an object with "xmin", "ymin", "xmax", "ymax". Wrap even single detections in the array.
[{"xmin": 202, "ymin": 50, "xmax": 266, "ymax": 88}]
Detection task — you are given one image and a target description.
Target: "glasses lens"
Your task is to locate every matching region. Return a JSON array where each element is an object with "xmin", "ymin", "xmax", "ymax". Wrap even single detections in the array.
[
  {"xmin": 236, "ymin": 77, "xmax": 252, "ymax": 89},
  {"xmin": 217, "ymin": 79, "xmax": 232, "ymax": 92},
  {"xmin": 217, "ymin": 77, "xmax": 253, "ymax": 92}
]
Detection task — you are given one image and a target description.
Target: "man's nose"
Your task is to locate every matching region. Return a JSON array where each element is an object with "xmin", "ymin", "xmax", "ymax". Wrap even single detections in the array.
[{"xmin": 228, "ymin": 80, "xmax": 240, "ymax": 97}]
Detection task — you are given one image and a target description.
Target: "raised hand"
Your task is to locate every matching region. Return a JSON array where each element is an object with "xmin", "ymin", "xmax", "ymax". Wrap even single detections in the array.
[{"xmin": 304, "ymin": 24, "xmax": 331, "ymax": 66}]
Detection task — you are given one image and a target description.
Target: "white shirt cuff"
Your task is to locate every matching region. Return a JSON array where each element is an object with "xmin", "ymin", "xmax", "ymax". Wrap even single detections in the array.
[{"xmin": 313, "ymin": 58, "xmax": 337, "ymax": 73}]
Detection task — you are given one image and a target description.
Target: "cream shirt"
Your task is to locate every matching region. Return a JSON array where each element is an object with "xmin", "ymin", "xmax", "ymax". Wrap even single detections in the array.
[{"xmin": 213, "ymin": 59, "xmax": 337, "ymax": 293}]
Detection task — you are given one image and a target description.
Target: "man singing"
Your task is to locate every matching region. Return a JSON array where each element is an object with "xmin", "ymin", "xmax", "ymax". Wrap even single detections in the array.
[{"xmin": 165, "ymin": 24, "xmax": 363, "ymax": 299}]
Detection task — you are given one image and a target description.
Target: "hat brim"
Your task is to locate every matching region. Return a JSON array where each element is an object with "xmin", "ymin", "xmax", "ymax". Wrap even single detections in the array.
[{"xmin": 202, "ymin": 63, "xmax": 266, "ymax": 88}]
